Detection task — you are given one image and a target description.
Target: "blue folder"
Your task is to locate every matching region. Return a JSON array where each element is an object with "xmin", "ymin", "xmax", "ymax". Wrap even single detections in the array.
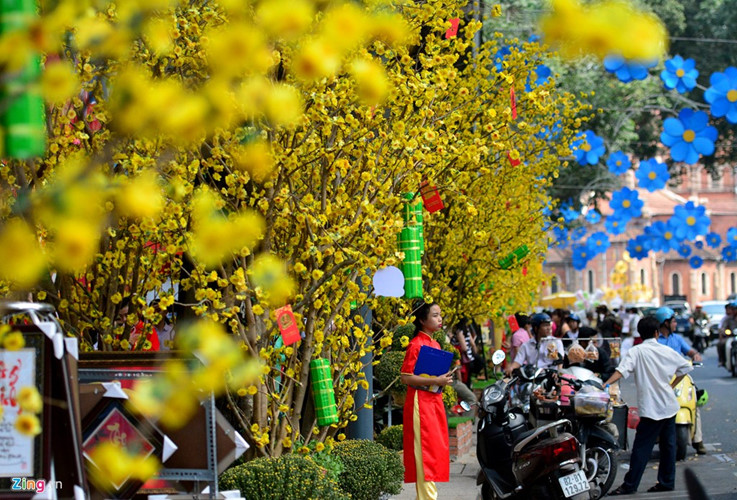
[{"xmin": 413, "ymin": 345, "xmax": 454, "ymax": 394}]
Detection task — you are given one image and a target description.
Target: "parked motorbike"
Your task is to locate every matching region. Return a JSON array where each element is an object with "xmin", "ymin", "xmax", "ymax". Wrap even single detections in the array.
[
  {"xmin": 727, "ymin": 330, "xmax": 737, "ymax": 377},
  {"xmin": 530, "ymin": 368, "xmax": 619, "ymax": 499},
  {"xmin": 672, "ymin": 362, "xmax": 702, "ymax": 460},
  {"xmin": 473, "ymin": 351, "xmax": 591, "ymax": 500},
  {"xmin": 509, "ymin": 364, "xmax": 537, "ymax": 417},
  {"xmin": 692, "ymin": 318, "xmax": 709, "ymax": 354}
]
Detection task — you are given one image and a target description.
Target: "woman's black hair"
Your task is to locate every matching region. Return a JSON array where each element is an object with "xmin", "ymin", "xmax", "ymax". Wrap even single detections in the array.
[{"xmin": 413, "ymin": 301, "xmax": 438, "ymax": 335}]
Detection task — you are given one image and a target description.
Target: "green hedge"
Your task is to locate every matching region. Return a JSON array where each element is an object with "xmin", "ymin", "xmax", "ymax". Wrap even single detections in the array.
[
  {"xmin": 376, "ymin": 424, "xmax": 403, "ymax": 451},
  {"xmin": 219, "ymin": 454, "xmax": 348, "ymax": 500},
  {"xmin": 332, "ymin": 439, "xmax": 404, "ymax": 500}
]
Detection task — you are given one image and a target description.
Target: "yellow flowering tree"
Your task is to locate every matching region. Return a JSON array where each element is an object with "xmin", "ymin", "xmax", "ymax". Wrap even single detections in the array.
[{"xmin": 0, "ymin": 0, "xmax": 588, "ymax": 457}]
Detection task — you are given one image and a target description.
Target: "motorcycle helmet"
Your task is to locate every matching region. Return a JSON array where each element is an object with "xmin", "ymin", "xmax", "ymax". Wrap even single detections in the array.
[
  {"xmin": 530, "ymin": 312, "xmax": 552, "ymax": 329},
  {"xmin": 566, "ymin": 312, "xmax": 581, "ymax": 323},
  {"xmin": 696, "ymin": 388, "xmax": 709, "ymax": 407},
  {"xmin": 654, "ymin": 306, "xmax": 676, "ymax": 325}
]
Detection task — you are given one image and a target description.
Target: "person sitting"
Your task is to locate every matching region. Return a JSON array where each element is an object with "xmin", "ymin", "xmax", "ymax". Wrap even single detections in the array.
[{"xmin": 505, "ymin": 313, "xmax": 564, "ymax": 375}]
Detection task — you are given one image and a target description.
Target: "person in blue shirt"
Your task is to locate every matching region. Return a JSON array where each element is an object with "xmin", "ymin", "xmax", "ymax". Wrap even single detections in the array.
[{"xmin": 654, "ymin": 307, "xmax": 705, "ymax": 455}]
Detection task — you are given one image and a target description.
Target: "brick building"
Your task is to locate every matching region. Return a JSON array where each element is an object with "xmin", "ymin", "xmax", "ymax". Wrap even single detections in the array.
[{"xmin": 544, "ymin": 165, "xmax": 737, "ymax": 305}]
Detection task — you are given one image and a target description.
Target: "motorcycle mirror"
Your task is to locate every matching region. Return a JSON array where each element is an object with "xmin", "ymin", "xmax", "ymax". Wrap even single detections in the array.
[
  {"xmin": 491, "ymin": 350, "xmax": 506, "ymax": 366},
  {"xmin": 693, "ymin": 361, "xmax": 703, "ymax": 367},
  {"xmin": 459, "ymin": 401, "xmax": 476, "ymax": 412}
]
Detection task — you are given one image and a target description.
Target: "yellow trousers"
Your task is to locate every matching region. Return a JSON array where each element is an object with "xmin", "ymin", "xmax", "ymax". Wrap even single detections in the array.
[{"xmin": 413, "ymin": 391, "xmax": 438, "ymax": 500}]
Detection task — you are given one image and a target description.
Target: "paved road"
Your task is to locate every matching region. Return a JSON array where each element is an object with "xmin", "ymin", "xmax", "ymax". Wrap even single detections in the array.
[{"xmin": 391, "ymin": 338, "xmax": 737, "ymax": 499}]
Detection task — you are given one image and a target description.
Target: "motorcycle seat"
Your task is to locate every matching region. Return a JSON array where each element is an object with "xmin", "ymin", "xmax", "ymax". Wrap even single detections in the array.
[{"xmin": 513, "ymin": 427, "xmax": 538, "ymax": 444}]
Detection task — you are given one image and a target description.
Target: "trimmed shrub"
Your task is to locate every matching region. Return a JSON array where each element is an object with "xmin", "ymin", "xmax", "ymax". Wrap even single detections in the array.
[
  {"xmin": 332, "ymin": 439, "xmax": 404, "ymax": 500},
  {"xmin": 375, "ymin": 350, "xmax": 406, "ymax": 396},
  {"xmin": 376, "ymin": 424, "xmax": 403, "ymax": 451},
  {"xmin": 219, "ymin": 453, "xmax": 348, "ymax": 500}
]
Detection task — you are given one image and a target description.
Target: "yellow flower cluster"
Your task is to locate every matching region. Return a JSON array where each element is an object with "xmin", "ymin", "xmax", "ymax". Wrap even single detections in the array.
[
  {"xmin": 539, "ymin": 0, "xmax": 668, "ymax": 61},
  {"xmin": 0, "ymin": 0, "xmax": 615, "ymax": 456},
  {"xmin": 86, "ymin": 442, "xmax": 160, "ymax": 493}
]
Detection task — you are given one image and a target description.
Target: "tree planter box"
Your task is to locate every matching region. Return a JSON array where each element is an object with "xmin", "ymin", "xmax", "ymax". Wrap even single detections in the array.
[{"xmin": 447, "ymin": 416, "xmax": 473, "ymax": 461}]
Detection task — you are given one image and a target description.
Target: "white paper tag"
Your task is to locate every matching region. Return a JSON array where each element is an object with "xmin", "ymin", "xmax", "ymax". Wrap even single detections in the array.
[
  {"xmin": 64, "ymin": 337, "xmax": 79, "ymax": 360},
  {"xmin": 102, "ymin": 381, "xmax": 128, "ymax": 399}
]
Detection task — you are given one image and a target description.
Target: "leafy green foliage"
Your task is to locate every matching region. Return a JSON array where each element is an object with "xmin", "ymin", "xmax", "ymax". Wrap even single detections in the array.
[
  {"xmin": 376, "ymin": 424, "xmax": 404, "ymax": 451},
  {"xmin": 331, "ymin": 440, "xmax": 404, "ymax": 500},
  {"xmin": 219, "ymin": 454, "xmax": 348, "ymax": 500}
]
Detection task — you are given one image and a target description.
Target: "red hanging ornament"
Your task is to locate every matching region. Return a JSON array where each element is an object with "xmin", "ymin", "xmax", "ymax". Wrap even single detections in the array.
[
  {"xmin": 507, "ymin": 315, "xmax": 519, "ymax": 332},
  {"xmin": 522, "ymin": 265, "xmax": 528, "ymax": 276},
  {"xmin": 445, "ymin": 18, "xmax": 460, "ymax": 38},
  {"xmin": 275, "ymin": 304, "xmax": 301, "ymax": 346},
  {"xmin": 507, "ymin": 151, "xmax": 521, "ymax": 167},
  {"xmin": 420, "ymin": 180, "xmax": 445, "ymax": 213}
]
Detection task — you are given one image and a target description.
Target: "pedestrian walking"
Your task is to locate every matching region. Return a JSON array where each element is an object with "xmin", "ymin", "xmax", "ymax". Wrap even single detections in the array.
[
  {"xmin": 400, "ymin": 302, "xmax": 452, "ymax": 500},
  {"xmin": 606, "ymin": 315, "xmax": 693, "ymax": 495}
]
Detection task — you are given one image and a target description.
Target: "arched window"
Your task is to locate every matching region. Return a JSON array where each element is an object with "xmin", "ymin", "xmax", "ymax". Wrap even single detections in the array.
[
  {"xmin": 551, "ymin": 275, "xmax": 559, "ymax": 294},
  {"xmin": 731, "ymin": 272, "xmax": 736, "ymax": 295},
  {"xmin": 671, "ymin": 273, "xmax": 680, "ymax": 295},
  {"xmin": 701, "ymin": 272, "xmax": 708, "ymax": 295},
  {"xmin": 588, "ymin": 270, "xmax": 594, "ymax": 294},
  {"xmin": 640, "ymin": 269, "xmax": 646, "ymax": 285}
]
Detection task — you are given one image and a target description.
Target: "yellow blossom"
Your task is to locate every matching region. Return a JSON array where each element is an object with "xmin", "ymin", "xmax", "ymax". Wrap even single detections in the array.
[
  {"xmin": 17, "ymin": 387, "xmax": 43, "ymax": 414},
  {"xmin": 3, "ymin": 332, "xmax": 25, "ymax": 351},
  {"xmin": 115, "ymin": 171, "xmax": 164, "ymax": 220},
  {"xmin": 41, "ymin": 60, "xmax": 80, "ymax": 104},
  {"xmin": 14, "ymin": 413, "xmax": 41, "ymax": 437},
  {"xmin": 0, "ymin": 219, "xmax": 46, "ymax": 288}
]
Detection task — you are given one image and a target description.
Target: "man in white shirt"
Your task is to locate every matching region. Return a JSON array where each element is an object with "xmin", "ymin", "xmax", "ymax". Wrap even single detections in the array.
[
  {"xmin": 605, "ymin": 315, "xmax": 693, "ymax": 495},
  {"xmin": 505, "ymin": 313, "xmax": 564, "ymax": 375}
]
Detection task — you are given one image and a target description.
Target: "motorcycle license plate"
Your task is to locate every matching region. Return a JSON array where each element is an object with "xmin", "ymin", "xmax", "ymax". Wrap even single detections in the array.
[{"xmin": 559, "ymin": 470, "xmax": 590, "ymax": 498}]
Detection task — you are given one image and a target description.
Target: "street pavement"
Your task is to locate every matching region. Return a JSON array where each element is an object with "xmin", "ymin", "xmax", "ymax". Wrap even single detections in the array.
[{"xmin": 390, "ymin": 342, "xmax": 737, "ymax": 499}]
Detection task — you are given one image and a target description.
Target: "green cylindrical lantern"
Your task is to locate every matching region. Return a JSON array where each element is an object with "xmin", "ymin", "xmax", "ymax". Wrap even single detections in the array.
[
  {"xmin": 310, "ymin": 358, "xmax": 339, "ymax": 426},
  {"xmin": 498, "ymin": 244, "xmax": 530, "ymax": 270},
  {"xmin": 1, "ymin": 0, "xmax": 46, "ymax": 158},
  {"xmin": 398, "ymin": 225, "xmax": 423, "ymax": 299},
  {"xmin": 402, "ymin": 192, "xmax": 424, "ymax": 255}
]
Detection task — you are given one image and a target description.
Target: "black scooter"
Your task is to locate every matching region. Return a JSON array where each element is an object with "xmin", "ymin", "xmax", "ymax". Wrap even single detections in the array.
[{"xmin": 472, "ymin": 351, "xmax": 591, "ymax": 500}]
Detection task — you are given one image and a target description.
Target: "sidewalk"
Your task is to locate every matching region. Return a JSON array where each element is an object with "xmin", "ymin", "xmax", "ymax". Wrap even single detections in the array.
[{"xmin": 389, "ymin": 420, "xmax": 737, "ymax": 500}]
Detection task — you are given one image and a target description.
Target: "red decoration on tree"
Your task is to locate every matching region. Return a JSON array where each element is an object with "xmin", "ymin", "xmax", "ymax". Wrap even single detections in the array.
[
  {"xmin": 275, "ymin": 304, "xmax": 301, "ymax": 346},
  {"xmin": 445, "ymin": 18, "xmax": 460, "ymax": 38},
  {"xmin": 522, "ymin": 265, "xmax": 528, "ymax": 276},
  {"xmin": 507, "ymin": 151, "xmax": 521, "ymax": 167},
  {"xmin": 507, "ymin": 315, "xmax": 519, "ymax": 332},
  {"xmin": 510, "ymin": 87, "xmax": 517, "ymax": 119},
  {"xmin": 420, "ymin": 180, "xmax": 445, "ymax": 213}
]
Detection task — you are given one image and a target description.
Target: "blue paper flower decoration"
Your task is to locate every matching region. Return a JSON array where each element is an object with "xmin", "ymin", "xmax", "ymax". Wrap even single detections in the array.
[
  {"xmin": 636, "ymin": 158, "xmax": 670, "ymax": 192},
  {"xmin": 678, "ymin": 243, "xmax": 692, "ymax": 258},
  {"xmin": 606, "ymin": 151, "xmax": 631, "ymax": 175},
  {"xmin": 526, "ymin": 64, "xmax": 552, "ymax": 90},
  {"xmin": 570, "ymin": 226, "xmax": 587, "ymax": 242},
  {"xmin": 609, "ymin": 187, "xmax": 643, "ymax": 221},
  {"xmin": 493, "ymin": 45, "xmax": 512, "ymax": 72},
  {"xmin": 727, "ymin": 227, "xmax": 737, "ymax": 246},
  {"xmin": 660, "ymin": 56, "xmax": 698, "ymax": 93},
  {"xmin": 722, "ymin": 246, "xmax": 737, "ymax": 262},
  {"xmin": 604, "ymin": 55, "xmax": 656, "ymax": 83},
  {"xmin": 645, "ymin": 220, "xmax": 681, "ymax": 252},
  {"xmin": 671, "ymin": 201, "xmax": 710, "ymax": 241},
  {"xmin": 706, "ymin": 232, "xmax": 722, "ymax": 248},
  {"xmin": 660, "ymin": 109, "xmax": 717, "ymax": 165},
  {"xmin": 704, "ymin": 67, "xmax": 737, "ymax": 123},
  {"xmin": 572, "ymin": 130, "xmax": 606, "ymax": 166},
  {"xmin": 559, "ymin": 199, "xmax": 580, "ymax": 223},
  {"xmin": 694, "ymin": 241, "xmax": 704, "ymax": 250},
  {"xmin": 626, "ymin": 235, "xmax": 651, "ymax": 260},
  {"xmin": 572, "ymin": 244, "xmax": 591, "ymax": 271},
  {"xmin": 585, "ymin": 210, "xmax": 601, "ymax": 224},
  {"xmin": 587, "ymin": 231, "xmax": 610, "ymax": 255},
  {"xmin": 553, "ymin": 226, "xmax": 569, "ymax": 248},
  {"xmin": 689, "ymin": 256, "xmax": 703, "ymax": 269},
  {"xmin": 605, "ymin": 215, "xmax": 627, "ymax": 235}
]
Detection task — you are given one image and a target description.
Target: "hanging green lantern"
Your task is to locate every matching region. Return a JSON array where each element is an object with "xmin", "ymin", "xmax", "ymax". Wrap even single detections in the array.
[
  {"xmin": 0, "ymin": 0, "xmax": 46, "ymax": 158},
  {"xmin": 310, "ymin": 358, "xmax": 339, "ymax": 426},
  {"xmin": 398, "ymin": 225, "xmax": 423, "ymax": 299},
  {"xmin": 402, "ymin": 192, "xmax": 424, "ymax": 255},
  {"xmin": 498, "ymin": 245, "xmax": 530, "ymax": 270}
]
